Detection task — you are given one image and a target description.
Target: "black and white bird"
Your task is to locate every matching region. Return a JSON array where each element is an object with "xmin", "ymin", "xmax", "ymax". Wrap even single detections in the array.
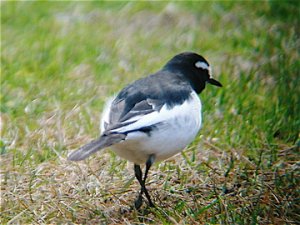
[{"xmin": 68, "ymin": 52, "xmax": 222, "ymax": 209}]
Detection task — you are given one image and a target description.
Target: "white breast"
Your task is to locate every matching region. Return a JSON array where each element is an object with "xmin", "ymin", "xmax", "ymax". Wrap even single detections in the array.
[{"xmin": 101, "ymin": 91, "xmax": 202, "ymax": 165}]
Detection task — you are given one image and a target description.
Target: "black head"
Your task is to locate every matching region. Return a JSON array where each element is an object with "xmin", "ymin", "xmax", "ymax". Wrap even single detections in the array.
[{"xmin": 163, "ymin": 52, "xmax": 222, "ymax": 93}]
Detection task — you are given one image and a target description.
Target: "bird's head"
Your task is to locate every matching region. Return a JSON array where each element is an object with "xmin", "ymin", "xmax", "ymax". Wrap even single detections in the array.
[{"xmin": 163, "ymin": 52, "xmax": 222, "ymax": 93}]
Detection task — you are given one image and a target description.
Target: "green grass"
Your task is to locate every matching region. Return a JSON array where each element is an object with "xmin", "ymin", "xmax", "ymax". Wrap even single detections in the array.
[{"xmin": 1, "ymin": 1, "xmax": 299, "ymax": 224}]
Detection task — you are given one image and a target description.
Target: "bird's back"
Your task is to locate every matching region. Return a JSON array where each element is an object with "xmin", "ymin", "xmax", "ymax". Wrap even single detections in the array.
[{"xmin": 106, "ymin": 70, "xmax": 193, "ymax": 128}]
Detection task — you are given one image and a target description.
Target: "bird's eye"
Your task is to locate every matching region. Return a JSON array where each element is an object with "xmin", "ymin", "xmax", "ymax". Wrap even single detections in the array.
[{"xmin": 195, "ymin": 61, "xmax": 209, "ymax": 70}]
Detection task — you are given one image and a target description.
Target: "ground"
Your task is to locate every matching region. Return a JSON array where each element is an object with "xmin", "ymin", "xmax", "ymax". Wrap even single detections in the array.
[{"xmin": 1, "ymin": 1, "xmax": 299, "ymax": 224}]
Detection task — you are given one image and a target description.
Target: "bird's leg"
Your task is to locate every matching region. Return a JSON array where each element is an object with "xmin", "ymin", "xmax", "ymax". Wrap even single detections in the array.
[
  {"xmin": 143, "ymin": 154, "xmax": 155, "ymax": 207},
  {"xmin": 134, "ymin": 154, "xmax": 155, "ymax": 209},
  {"xmin": 134, "ymin": 164, "xmax": 144, "ymax": 209}
]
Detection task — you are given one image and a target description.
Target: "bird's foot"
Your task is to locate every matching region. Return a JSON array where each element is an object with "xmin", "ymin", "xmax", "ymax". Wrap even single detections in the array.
[
  {"xmin": 134, "ymin": 193, "xmax": 143, "ymax": 209},
  {"xmin": 134, "ymin": 193, "xmax": 155, "ymax": 209}
]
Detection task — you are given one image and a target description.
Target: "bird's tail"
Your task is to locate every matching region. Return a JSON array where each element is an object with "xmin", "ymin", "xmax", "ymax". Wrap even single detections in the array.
[{"xmin": 68, "ymin": 133, "xmax": 126, "ymax": 161}]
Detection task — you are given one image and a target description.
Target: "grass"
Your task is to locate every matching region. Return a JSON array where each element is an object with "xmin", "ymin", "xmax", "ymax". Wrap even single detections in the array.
[{"xmin": 1, "ymin": 1, "xmax": 299, "ymax": 224}]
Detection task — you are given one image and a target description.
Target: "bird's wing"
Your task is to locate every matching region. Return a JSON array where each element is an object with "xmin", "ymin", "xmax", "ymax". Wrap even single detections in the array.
[
  {"xmin": 105, "ymin": 97, "xmax": 165, "ymax": 132},
  {"xmin": 105, "ymin": 71, "xmax": 192, "ymax": 133},
  {"xmin": 108, "ymin": 91, "xmax": 200, "ymax": 136}
]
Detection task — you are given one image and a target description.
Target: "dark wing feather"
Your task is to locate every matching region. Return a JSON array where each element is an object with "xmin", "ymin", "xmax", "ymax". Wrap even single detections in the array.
[
  {"xmin": 105, "ymin": 98, "xmax": 164, "ymax": 132},
  {"xmin": 106, "ymin": 70, "xmax": 192, "ymax": 132}
]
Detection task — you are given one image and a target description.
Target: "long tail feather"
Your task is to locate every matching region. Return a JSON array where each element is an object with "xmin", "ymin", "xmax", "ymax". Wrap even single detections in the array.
[{"xmin": 68, "ymin": 133, "xmax": 126, "ymax": 161}]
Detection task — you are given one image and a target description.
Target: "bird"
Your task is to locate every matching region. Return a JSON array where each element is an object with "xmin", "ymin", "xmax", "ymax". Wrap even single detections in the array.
[{"xmin": 68, "ymin": 52, "xmax": 222, "ymax": 209}]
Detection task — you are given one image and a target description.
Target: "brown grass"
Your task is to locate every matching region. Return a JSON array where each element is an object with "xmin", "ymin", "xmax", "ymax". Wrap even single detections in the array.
[{"xmin": 1, "ymin": 140, "xmax": 299, "ymax": 224}]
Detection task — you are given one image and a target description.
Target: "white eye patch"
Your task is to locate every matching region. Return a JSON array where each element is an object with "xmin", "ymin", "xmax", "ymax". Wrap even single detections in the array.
[
  {"xmin": 195, "ymin": 61, "xmax": 212, "ymax": 76},
  {"xmin": 195, "ymin": 61, "xmax": 209, "ymax": 70}
]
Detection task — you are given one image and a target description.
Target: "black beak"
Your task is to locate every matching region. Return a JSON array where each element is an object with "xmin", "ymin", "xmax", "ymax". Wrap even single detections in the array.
[{"xmin": 208, "ymin": 78, "xmax": 222, "ymax": 87}]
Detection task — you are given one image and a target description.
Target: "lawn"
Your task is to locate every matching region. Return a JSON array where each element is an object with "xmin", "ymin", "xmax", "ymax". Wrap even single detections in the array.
[{"xmin": 1, "ymin": 1, "xmax": 299, "ymax": 224}]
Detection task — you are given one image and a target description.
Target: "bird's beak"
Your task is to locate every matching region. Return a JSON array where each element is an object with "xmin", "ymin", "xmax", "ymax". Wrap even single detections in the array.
[{"xmin": 208, "ymin": 78, "xmax": 222, "ymax": 87}]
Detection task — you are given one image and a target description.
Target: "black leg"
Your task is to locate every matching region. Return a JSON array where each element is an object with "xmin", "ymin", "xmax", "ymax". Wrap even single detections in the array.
[
  {"xmin": 133, "ymin": 154, "xmax": 155, "ymax": 209},
  {"xmin": 134, "ymin": 164, "xmax": 144, "ymax": 209},
  {"xmin": 143, "ymin": 155, "xmax": 155, "ymax": 207}
]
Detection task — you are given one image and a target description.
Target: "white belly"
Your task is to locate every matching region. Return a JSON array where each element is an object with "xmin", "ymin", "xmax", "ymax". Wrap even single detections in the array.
[{"xmin": 108, "ymin": 92, "xmax": 202, "ymax": 164}]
